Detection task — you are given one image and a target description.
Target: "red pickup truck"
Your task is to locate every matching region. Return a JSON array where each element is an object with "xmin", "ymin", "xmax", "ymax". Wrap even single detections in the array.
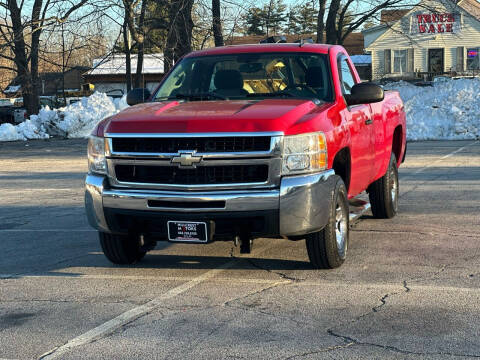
[{"xmin": 85, "ymin": 43, "xmax": 406, "ymax": 269}]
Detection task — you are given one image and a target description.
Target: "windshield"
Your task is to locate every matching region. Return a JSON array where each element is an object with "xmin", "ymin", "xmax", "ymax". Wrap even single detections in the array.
[{"xmin": 154, "ymin": 52, "xmax": 333, "ymax": 103}]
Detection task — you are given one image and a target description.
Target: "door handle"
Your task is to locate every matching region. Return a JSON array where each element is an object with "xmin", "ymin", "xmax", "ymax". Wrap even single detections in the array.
[{"xmin": 365, "ymin": 118, "xmax": 373, "ymax": 125}]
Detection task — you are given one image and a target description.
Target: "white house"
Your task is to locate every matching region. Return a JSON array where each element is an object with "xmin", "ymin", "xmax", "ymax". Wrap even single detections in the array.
[
  {"xmin": 83, "ymin": 53, "xmax": 165, "ymax": 95},
  {"xmin": 363, "ymin": 0, "xmax": 480, "ymax": 80}
]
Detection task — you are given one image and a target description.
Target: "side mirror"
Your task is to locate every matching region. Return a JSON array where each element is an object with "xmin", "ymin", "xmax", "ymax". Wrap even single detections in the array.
[
  {"xmin": 126, "ymin": 88, "xmax": 151, "ymax": 106},
  {"xmin": 345, "ymin": 83, "xmax": 384, "ymax": 106}
]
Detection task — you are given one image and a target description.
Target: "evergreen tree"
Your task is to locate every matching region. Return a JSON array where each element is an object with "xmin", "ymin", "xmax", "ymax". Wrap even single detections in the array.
[
  {"xmin": 285, "ymin": 8, "xmax": 301, "ymax": 35},
  {"xmin": 263, "ymin": 0, "xmax": 287, "ymax": 36},
  {"xmin": 298, "ymin": 1, "xmax": 317, "ymax": 34},
  {"xmin": 243, "ymin": 7, "xmax": 266, "ymax": 35}
]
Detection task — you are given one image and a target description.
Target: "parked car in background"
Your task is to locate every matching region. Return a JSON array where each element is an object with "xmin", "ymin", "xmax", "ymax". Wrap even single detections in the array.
[{"xmin": 0, "ymin": 99, "xmax": 26, "ymax": 124}]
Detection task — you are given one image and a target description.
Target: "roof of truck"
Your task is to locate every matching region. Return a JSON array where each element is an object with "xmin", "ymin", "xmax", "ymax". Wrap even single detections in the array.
[{"xmin": 186, "ymin": 43, "xmax": 340, "ymax": 58}]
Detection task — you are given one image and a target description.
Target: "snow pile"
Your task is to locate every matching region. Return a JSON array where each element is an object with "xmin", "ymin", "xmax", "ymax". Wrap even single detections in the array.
[
  {"xmin": 0, "ymin": 92, "xmax": 128, "ymax": 141},
  {"xmin": 384, "ymin": 78, "xmax": 480, "ymax": 141},
  {"xmin": 2, "ymin": 79, "xmax": 480, "ymax": 142}
]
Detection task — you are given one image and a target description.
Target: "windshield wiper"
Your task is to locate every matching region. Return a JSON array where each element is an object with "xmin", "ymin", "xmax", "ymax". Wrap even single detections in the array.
[
  {"xmin": 154, "ymin": 92, "xmax": 227, "ymax": 102},
  {"xmin": 174, "ymin": 92, "xmax": 227, "ymax": 100},
  {"xmin": 246, "ymin": 92, "xmax": 294, "ymax": 98},
  {"xmin": 246, "ymin": 92, "xmax": 323, "ymax": 104}
]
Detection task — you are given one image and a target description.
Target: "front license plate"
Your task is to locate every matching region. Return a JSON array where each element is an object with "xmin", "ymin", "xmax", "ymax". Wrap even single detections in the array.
[{"xmin": 167, "ymin": 221, "xmax": 208, "ymax": 242}]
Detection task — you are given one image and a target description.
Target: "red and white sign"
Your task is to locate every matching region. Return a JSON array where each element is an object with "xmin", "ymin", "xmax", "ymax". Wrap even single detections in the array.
[{"xmin": 411, "ymin": 12, "xmax": 460, "ymax": 34}]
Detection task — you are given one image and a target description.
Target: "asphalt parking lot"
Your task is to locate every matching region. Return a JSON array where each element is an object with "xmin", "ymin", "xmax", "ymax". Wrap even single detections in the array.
[{"xmin": 0, "ymin": 139, "xmax": 479, "ymax": 360}]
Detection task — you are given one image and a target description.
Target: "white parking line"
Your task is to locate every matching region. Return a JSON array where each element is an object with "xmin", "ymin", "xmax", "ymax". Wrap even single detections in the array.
[
  {"xmin": 411, "ymin": 140, "xmax": 479, "ymax": 175},
  {"xmin": 0, "ymin": 273, "xmax": 288, "ymax": 284},
  {"xmin": 38, "ymin": 258, "xmax": 239, "ymax": 359}
]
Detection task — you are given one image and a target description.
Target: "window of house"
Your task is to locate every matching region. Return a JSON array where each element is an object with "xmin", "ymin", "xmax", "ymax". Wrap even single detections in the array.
[
  {"xmin": 393, "ymin": 49, "xmax": 407, "ymax": 73},
  {"xmin": 467, "ymin": 48, "xmax": 479, "ymax": 70}
]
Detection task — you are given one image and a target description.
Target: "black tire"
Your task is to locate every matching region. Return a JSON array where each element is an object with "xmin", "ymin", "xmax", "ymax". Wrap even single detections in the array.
[
  {"xmin": 99, "ymin": 232, "xmax": 146, "ymax": 265},
  {"xmin": 368, "ymin": 153, "xmax": 399, "ymax": 219},
  {"xmin": 306, "ymin": 176, "xmax": 349, "ymax": 269}
]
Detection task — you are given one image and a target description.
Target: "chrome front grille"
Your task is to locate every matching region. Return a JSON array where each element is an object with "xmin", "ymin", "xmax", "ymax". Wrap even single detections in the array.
[
  {"xmin": 105, "ymin": 132, "xmax": 283, "ymax": 191},
  {"xmin": 111, "ymin": 136, "xmax": 271, "ymax": 153}
]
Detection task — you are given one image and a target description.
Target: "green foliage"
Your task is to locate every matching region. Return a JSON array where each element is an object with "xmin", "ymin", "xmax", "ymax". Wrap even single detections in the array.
[
  {"xmin": 298, "ymin": 0, "xmax": 317, "ymax": 34},
  {"xmin": 264, "ymin": 0, "xmax": 288, "ymax": 35},
  {"xmin": 143, "ymin": 1, "xmax": 169, "ymax": 53},
  {"xmin": 244, "ymin": 7, "xmax": 266, "ymax": 35},
  {"xmin": 285, "ymin": 8, "xmax": 301, "ymax": 35},
  {"xmin": 242, "ymin": 0, "xmax": 288, "ymax": 36},
  {"xmin": 116, "ymin": 1, "xmax": 169, "ymax": 54}
]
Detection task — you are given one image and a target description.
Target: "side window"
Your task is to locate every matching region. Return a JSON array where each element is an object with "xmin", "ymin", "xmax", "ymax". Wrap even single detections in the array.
[{"xmin": 337, "ymin": 57, "xmax": 356, "ymax": 95}]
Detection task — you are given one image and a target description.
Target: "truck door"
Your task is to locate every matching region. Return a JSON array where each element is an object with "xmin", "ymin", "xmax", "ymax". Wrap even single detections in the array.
[{"xmin": 337, "ymin": 55, "xmax": 375, "ymax": 196}]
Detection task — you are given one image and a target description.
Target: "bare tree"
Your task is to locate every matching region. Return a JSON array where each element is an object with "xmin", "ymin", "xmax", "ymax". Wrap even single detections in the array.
[
  {"xmin": 212, "ymin": 0, "xmax": 224, "ymax": 46},
  {"xmin": 122, "ymin": 0, "xmax": 149, "ymax": 88},
  {"xmin": 0, "ymin": 0, "xmax": 94, "ymax": 114},
  {"xmin": 123, "ymin": 16, "xmax": 133, "ymax": 91},
  {"xmin": 164, "ymin": 0, "xmax": 194, "ymax": 72},
  {"xmin": 324, "ymin": 0, "xmax": 408, "ymax": 45},
  {"xmin": 316, "ymin": 0, "xmax": 326, "ymax": 43}
]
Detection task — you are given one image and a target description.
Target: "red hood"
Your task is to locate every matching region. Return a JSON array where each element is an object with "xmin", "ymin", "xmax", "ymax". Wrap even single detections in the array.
[{"xmin": 104, "ymin": 99, "xmax": 329, "ymax": 135}]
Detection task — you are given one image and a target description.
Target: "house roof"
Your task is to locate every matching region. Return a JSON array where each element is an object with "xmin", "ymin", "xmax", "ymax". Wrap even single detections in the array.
[
  {"xmin": 223, "ymin": 32, "xmax": 365, "ymax": 55},
  {"xmin": 4, "ymin": 66, "xmax": 90, "ymax": 93},
  {"xmin": 87, "ymin": 53, "xmax": 164, "ymax": 76},
  {"xmin": 459, "ymin": 0, "xmax": 480, "ymax": 19},
  {"xmin": 380, "ymin": 9, "xmax": 411, "ymax": 23},
  {"xmin": 350, "ymin": 54, "xmax": 372, "ymax": 65}
]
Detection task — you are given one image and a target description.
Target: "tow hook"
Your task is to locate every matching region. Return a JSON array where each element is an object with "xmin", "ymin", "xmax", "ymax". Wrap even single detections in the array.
[
  {"xmin": 234, "ymin": 235, "xmax": 252, "ymax": 254},
  {"xmin": 139, "ymin": 234, "xmax": 156, "ymax": 252}
]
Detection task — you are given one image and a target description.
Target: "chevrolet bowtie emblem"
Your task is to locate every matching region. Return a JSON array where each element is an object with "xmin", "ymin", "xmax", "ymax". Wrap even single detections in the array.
[{"xmin": 171, "ymin": 151, "xmax": 203, "ymax": 168}]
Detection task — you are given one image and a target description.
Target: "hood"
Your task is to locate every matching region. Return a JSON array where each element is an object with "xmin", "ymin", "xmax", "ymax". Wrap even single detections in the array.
[{"xmin": 104, "ymin": 99, "xmax": 330, "ymax": 134}]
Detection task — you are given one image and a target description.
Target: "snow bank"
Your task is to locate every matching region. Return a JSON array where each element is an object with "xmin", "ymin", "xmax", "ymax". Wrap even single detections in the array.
[
  {"xmin": 1, "ymin": 79, "xmax": 480, "ymax": 142},
  {"xmin": 0, "ymin": 92, "xmax": 128, "ymax": 141},
  {"xmin": 384, "ymin": 78, "xmax": 480, "ymax": 141}
]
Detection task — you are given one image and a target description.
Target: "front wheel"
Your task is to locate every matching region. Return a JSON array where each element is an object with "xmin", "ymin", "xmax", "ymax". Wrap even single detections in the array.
[
  {"xmin": 306, "ymin": 176, "xmax": 349, "ymax": 269},
  {"xmin": 368, "ymin": 153, "xmax": 399, "ymax": 219},
  {"xmin": 99, "ymin": 232, "xmax": 146, "ymax": 265}
]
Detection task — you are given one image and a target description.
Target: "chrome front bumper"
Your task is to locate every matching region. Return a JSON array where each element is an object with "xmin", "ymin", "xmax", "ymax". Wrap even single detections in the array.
[{"xmin": 85, "ymin": 169, "xmax": 336, "ymax": 237}]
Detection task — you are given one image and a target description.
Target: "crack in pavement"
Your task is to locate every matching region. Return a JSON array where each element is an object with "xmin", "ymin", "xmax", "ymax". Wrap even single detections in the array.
[
  {"xmin": 245, "ymin": 258, "xmax": 306, "ymax": 282},
  {"xmin": 223, "ymin": 281, "xmax": 292, "ymax": 309},
  {"xmin": 325, "ymin": 278, "xmax": 480, "ymax": 358},
  {"xmin": 327, "ymin": 329, "xmax": 480, "ymax": 358}
]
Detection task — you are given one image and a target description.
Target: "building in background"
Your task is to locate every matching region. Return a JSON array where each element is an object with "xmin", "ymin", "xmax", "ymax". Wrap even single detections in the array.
[
  {"xmin": 363, "ymin": 0, "xmax": 480, "ymax": 80},
  {"xmin": 3, "ymin": 66, "xmax": 89, "ymax": 98},
  {"xmin": 83, "ymin": 54, "xmax": 164, "ymax": 96},
  {"xmin": 350, "ymin": 55, "xmax": 372, "ymax": 80}
]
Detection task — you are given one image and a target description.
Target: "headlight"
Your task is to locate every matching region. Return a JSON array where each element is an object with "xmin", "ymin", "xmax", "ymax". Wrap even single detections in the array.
[
  {"xmin": 87, "ymin": 136, "xmax": 107, "ymax": 174},
  {"xmin": 282, "ymin": 132, "xmax": 327, "ymax": 175}
]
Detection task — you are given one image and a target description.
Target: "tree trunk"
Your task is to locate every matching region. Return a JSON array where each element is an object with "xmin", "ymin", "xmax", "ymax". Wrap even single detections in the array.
[
  {"xmin": 29, "ymin": 0, "xmax": 43, "ymax": 114},
  {"xmin": 134, "ymin": 0, "xmax": 147, "ymax": 88},
  {"xmin": 325, "ymin": 0, "xmax": 341, "ymax": 44},
  {"xmin": 316, "ymin": 0, "xmax": 326, "ymax": 43},
  {"xmin": 164, "ymin": 0, "xmax": 194, "ymax": 73},
  {"xmin": 212, "ymin": 0, "xmax": 224, "ymax": 46},
  {"xmin": 8, "ymin": 0, "xmax": 35, "ymax": 115},
  {"xmin": 123, "ymin": 19, "xmax": 132, "ymax": 92},
  {"xmin": 336, "ymin": 0, "xmax": 353, "ymax": 46}
]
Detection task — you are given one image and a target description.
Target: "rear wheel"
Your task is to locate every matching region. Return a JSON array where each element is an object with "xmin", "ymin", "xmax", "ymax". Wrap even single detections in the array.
[
  {"xmin": 306, "ymin": 176, "xmax": 349, "ymax": 269},
  {"xmin": 99, "ymin": 232, "xmax": 146, "ymax": 265},
  {"xmin": 368, "ymin": 153, "xmax": 399, "ymax": 219}
]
